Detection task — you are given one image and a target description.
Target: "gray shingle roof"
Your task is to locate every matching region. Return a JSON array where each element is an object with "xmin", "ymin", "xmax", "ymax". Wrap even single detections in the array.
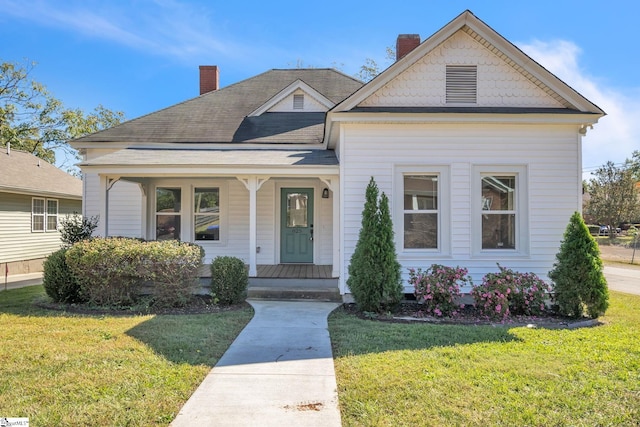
[
  {"xmin": 73, "ymin": 69, "xmax": 363, "ymax": 144},
  {"xmin": 0, "ymin": 149, "xmax": 82, "ymax": 199}
]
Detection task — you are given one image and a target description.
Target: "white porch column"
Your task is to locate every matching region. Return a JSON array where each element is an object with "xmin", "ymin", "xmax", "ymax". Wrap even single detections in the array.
[
  {"xmin": 138, "ymin": 182, "xmax": 148, "ymax": 240},
  {"xmin": 248, "ymin": 177, "xmax": 258, "ymax": 277},
  {"xmin": 237, "ymin": 176, "xmax": 269, "ymax": 277},
  {"xmin": 98, "ymin": 175, "xmax": 109, "ymax": 237},
  {"xmin": 331, "ymin": 176, "xmax": 340, "ymax": 278}
]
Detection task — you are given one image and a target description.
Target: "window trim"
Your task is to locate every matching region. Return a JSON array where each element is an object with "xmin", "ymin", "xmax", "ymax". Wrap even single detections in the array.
[
  {"xmin": 472, "ymin": 165, "xmax": 529, "ymax": 257},
  {"xmin": 152, "ymin": 181, "xmax": 227, "ymax": 244},
  {"xmin": 46, "ymin": 199, "xmax": 59, "ymax": 232},
  {"xmin": 32, "ymin": 197, "xmax": 59, "ymax": 233},
  {"xmin": 394, "ymin": 165, "xmax": 451, "ymax": 258}
]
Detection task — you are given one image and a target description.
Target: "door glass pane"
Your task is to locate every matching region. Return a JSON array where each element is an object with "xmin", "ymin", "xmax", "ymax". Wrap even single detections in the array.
[
  {"xmin": 286, "ymin": 193, "xmax": 308, "ymax": 228},
  {"xmin": 404, "ymin": 213, "xmax": 438, "ymax": 249}
]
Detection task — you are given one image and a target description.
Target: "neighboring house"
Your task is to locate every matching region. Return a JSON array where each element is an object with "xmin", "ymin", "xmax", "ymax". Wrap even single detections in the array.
[
  {"xmin": 72, "ymin": 11, "xmax": 604, "ymax": 295},
  {"xmin": 0, "ymin": 147, "xmax": 82, "ymax": 274}
]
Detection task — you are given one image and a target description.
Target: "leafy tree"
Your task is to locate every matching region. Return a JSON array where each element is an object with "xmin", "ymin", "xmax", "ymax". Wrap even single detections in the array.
[
  {"xmin": 0, "ymin": 60, "xmax": 124, "ymax": 172},
  {"xmin": 347, "ymin": 177, "xmax": 402, "ymax": 312},
  {"xmin": 549, "ymin": 212, "xmax": 609, "ymax": 318},
  {"xmin": 355, "ymin": 47, "xmax": 395, "ymax": 82},
  {"xmin": 584, "ymin": 160, "xmax": 640, "ymax": 235}
]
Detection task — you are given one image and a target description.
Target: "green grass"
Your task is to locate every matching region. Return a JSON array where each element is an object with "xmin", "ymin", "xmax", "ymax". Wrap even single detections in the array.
[
  {"xmin": 0, "ymin": 285, "xmax": 253, "ymax": 426},
  {"xmin": 330, "ymin": 291, "xmax": 640, "ymax": 426}
]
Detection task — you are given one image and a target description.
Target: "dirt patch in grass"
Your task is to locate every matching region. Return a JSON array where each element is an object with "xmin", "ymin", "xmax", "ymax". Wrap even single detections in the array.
[{"xmin": 599, "ymin": 243, "xmax": 640, "ymax": 268}]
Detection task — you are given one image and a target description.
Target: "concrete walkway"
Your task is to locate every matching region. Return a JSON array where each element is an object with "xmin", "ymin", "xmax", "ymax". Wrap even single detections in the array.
[
  {"xmin": 0, "ymin": 272, "xmax": 43, "ymax": 291},
  {"xmin": 170, "ymin": 300, "xmax": 342, "ymax": 427}
]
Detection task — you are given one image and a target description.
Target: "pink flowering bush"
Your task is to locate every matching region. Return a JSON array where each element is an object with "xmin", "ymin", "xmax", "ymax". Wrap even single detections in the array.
[
  {"xmin": 472, "ymin": 264, "xmax": 550, "ymax": 320},
  {"xmin": 409, "ymin": 265, "xmax": 471, "ymax": 317}
]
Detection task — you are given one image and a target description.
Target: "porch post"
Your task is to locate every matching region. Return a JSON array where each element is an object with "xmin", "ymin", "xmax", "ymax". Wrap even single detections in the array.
[
  {"xmin": 98, "ymin": 175, "xmax": 109, "ymax": 237},
  {"xmin": 248, "ymin": 176, "xmax": 258, "ymax": 277},
  {"xmin": 332, "ymin": 176, "xmax": 340, "ymax": 278}
]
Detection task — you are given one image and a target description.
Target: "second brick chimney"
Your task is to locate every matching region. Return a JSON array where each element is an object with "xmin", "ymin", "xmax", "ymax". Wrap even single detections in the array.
[
  {"xmin": 396, "ymin": 34, "xmax": 420, "ymax": 61},
  {"xmin": 199, "ymin": 65, "xmax": 219, "ymax": 95}
]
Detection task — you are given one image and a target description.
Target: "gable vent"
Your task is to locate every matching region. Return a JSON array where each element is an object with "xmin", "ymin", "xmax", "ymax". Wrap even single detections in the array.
[
  {"xmin": 293, "ymin": 94, "xmax": 304, "ymax": 109},
  {"xmin": 446, "ymin": 65, "xmax": 477, "ymax": 104}
]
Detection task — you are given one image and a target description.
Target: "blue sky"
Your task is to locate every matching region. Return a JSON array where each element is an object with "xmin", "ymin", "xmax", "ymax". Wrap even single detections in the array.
[{"xmin": 1, "ymin": 0, "xmax": 638, "ymax": 177}]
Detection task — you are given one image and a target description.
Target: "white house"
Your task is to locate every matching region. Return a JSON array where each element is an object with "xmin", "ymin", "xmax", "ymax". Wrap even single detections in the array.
[{"xmin": 72, "ymin": 10, "xmax": 604, "ymax": 295}]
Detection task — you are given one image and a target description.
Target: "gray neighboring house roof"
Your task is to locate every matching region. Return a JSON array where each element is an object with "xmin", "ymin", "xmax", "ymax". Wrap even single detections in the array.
[
  {"xmin": 0, "ymin": 149, "xmax": 82, "ymax": 199},
  {"xmin": 73, "ymin": 69, "xmax": 363, "ymax": 145}
]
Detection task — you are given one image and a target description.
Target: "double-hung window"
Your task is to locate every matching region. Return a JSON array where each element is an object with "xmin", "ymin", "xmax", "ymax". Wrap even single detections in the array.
[
  {"xmin": 32, "ymin": 197, "xmax": 58, "ymax": 232},
  {"xmin": 156, "ymin": 188, "xmax": 182, "ymax": 240},
  {"xmin": 474, "ymin": 165, "xmax": 528, "ymax": 255},
  {"xmin": 403, "ymin": 175, "xmax": 439, "ymax": 249},
  {"xmin": 194, "ymin": 187, "xmax": 220, "ymax": 241},
  {"xmin": 395, "ymin": 166, "xmax": 450, "ymax": 255}
]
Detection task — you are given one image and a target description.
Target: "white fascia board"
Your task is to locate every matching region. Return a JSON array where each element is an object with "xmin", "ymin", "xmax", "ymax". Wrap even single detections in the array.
[
  {"xmin": 75, "ymin": 142, "xmax": 329, "ymax": 150},
  {"xmin": 79, "ymin": 165, "xmax": 339, "ymax": 177},
  {"xmin": 249, "ymin": 79, "xmax": 335, "ymax": 116},
  {"xmin": 329, "ymin": 111, "xmax": 602, "ymax": 126}
]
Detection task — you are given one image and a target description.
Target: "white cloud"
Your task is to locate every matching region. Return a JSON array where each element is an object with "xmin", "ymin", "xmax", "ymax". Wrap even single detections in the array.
[
  {"xmin": 518, "ymin": 40, "xmax": 640, "ymax": 179},
  {"xmin": 0, "ymin": 0, "xmax": 238, "ymax": 61}
]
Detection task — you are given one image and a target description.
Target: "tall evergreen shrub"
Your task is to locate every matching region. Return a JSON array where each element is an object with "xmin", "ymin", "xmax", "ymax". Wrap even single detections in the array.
[
  {"xmin": 347, "ymin": 177, "xmax": 402, "ymax": 312},
  {"xmin": 549, "ymin": 212, "xmax": 609, "ymax": 318}
]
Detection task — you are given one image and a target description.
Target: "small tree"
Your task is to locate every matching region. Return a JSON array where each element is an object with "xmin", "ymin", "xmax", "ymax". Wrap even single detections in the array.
[
  {"xmin": 59, "ymin": 213, "xmax": 98, "ymax": 247},
  {"xmin": 549, "ymin": 212, "xmax": 609, "ymax": 318},
  {"xmin": 347, "ymin": 177, "xmax": 402, "ymax": 312}
]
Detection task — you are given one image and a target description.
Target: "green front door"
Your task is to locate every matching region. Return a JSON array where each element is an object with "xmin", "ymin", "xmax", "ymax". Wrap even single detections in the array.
[{"xmin": 281, "ymin": 188, "xmax": 314, "ymax": 263}]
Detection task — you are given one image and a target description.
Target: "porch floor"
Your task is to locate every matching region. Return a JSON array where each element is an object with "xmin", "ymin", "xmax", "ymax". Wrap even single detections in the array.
[{"xmin": 199, "ymin": 264, "xmax": 334, "ymax": 279}]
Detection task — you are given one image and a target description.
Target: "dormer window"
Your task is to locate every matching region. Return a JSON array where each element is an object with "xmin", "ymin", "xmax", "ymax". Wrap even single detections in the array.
[
  {"xmin": 446, "ymin": 65, "xmax": 477, "ymax": 104},
  {"xmin": 293, "ymin": 94, "xmax": 304, "ymax": 109}
]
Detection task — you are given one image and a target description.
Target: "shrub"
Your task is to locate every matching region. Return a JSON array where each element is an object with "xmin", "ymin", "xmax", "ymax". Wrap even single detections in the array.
[
  {"xmin": 65, "ymin": 238, "xmax": 203, "ymax": 307},
  {"xmin": 409, "ymin": 265, "xmax": 469, "ymax": 317},
  {"xmin": 471, "ymin": 265, "xmax": 550, "ymax": 320},
  {"xmin": 59, "ymin": 213, "xmax": 98, "ymax": 247},
  {"xmin": 347, "ymin": 177, "xmax": 402, "ymax": 313},
  {"xmin": 549, "ymin": 212, "xmax": 609, "ymax": 318},
  {"xmin": 42, "ymin": 248, "xmax": 86, "ymax": 304},
  {"xmin": 210, "ymin": 256, "xmax": 248, "ymax": 305}
]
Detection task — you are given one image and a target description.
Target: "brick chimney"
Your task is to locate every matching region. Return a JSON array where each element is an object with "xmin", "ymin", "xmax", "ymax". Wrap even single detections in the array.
[
  {"xmin": 396, "ymin": 34, "xmax": 420, "ymax": 61},
  {"xmin": 199, "ymin": 65, "xmax": 219, "ymax": 95}
]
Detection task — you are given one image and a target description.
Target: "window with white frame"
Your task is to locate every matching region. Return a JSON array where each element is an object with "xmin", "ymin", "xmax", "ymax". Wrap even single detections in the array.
[
  {"xmin": 32, "ymin": 197, "xmax": 58, "ymax": 232},
  {"xmin": 46, "ymin": 199, "xmax": 58, "ymax": 231},
  {"xmin": 156, "ymin": 188, "xmax": 182, "ymax": 240},
  {"xmin": 403, "ymin": 175, "xmax": 439, "ymax": 249},
  {"xmin": 481, "ymin": 175, "xmax": 516, "ymax": 249},
  {"xmin": 395, "ymin": 166, "xmax": 450, "ymax": 255},
  {"xmin": 194, "ymin": 187, "xmax": 220, "ymax": 241},
  {"xmin": 473, "ymin": 165, "xmax": 528, "ymax": 255}
]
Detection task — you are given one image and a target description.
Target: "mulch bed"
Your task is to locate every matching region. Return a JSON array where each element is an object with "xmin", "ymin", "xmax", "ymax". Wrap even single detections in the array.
[
  {"xmin": 340, "ymin": 302, "xmax": 602, "ymax": 329},
  {"xmin": 36, "ymin": 295, "xmax": 251, "ymax": 316}
]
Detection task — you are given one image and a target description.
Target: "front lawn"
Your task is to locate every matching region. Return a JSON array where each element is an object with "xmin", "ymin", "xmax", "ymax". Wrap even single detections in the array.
[
  {"xmin": 0, "ymin": 285, "xmax": 253, "ymax": 426},
  {"xmin": 329, "ymin": 291, "xmax": 640, "ymax": 426}
]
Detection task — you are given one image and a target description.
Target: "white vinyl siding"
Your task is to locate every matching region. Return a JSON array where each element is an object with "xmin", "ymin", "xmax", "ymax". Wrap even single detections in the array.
[
  {"xmin": 340, "ymin": 122, "xmax": 580, "ymax": 292},
  {"xmin": 1, "ymin": 192, "xmax": 81, "ymax": 263}
]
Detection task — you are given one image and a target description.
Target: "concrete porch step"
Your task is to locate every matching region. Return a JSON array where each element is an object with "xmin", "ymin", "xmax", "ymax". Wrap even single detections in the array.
[
  {"xmin": 247, "ymin": 287, "xmax": 342, "ymax": 302},
  {"xmin": 247, "ymin": 278, "xmax": 341, "ymax": 302}
]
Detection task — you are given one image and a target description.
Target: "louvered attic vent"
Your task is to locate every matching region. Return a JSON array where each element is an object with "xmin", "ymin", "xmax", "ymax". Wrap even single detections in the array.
[
  {"xmin": 293, "ymin": 94, "xmax": 304, "ymax": 109},
  {"xmin": 446, "ymin": 65, "xmax": 477, "ymax": 104}
]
